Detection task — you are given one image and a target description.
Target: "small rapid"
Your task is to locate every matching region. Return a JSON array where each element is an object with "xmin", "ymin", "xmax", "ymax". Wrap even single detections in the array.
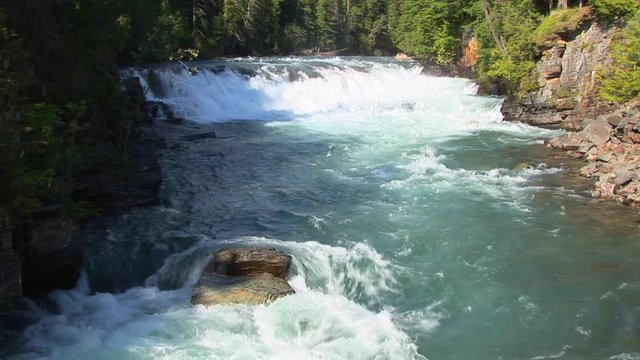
[
  {"xmin": 130, "ymin": 57, "xmax": 482, "ymax": 123},
  {"xmin": 4, "ymin": 57, "xmax": 640, "ymax": 360}
]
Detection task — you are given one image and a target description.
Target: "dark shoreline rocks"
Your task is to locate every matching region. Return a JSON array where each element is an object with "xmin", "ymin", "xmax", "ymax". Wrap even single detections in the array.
[
  {"xmin": 192, "ymin": 247, "xmax": 295, "ymax": 306},
  {"xmin": 0, "ymin": 252, "xmax": 21, "ymax": 316},
  {"xmin": 0, "ymin": 76, "xmax": 163, "ymax": 318}
]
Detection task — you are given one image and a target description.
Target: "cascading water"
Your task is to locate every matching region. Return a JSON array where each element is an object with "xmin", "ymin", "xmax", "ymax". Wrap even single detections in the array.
[{"xmin": 3, "ymin": 57, "xmax": 640, "ymax": 360}]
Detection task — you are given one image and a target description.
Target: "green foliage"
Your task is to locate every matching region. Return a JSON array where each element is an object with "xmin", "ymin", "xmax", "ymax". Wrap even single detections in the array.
[
  {"xmin": 531, "ymin": 7, "xmax": 589, "ymax": 46},
  {"xmin": 471, "ymin": 0, "xmax": 541, "ymax": 91},
  {"xmin": 278, "ymin": 24, "xmax": 308, "ymax": 53},
  {"xmin": 517, "ymin": 70, "xmax": 540, "ymax": 100},
  {"xmin": 599, "ymin": 12, "xmax": 640, "ymax": 102},
  {"xmin": 135, "ymin": 3, "xmax": 192, "ymax": 62},
  {"xmin": 316, "ymin": 0, "xmax": 345, "ymax": 49},
  {"xmin": 387, "ymin": 0, "xmax": 464, "ymax": 64},
  {"xmin": 591, "ymin": 0, "xmax": 639, "ymax": 20},
  {"xmin": 223, "ymin": 0, "xmax": 278, "ymax": 54},
  {"xmin": 3, "ymin": 0, "xmax": 640, "ymax": 230}
]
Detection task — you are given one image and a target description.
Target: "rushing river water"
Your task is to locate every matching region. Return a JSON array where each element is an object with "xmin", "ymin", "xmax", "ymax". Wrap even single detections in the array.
[{"xmin": 3, "ymin": 57, "xmax": 640, "ymax": 359}]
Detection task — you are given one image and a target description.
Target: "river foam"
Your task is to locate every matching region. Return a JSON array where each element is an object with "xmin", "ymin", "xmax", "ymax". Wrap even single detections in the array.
[
  {"xmin": 8, "ymin": 237, "xmax": 427, "ymax": 360},
  {"xmin": 8, "ymin": 57, "xmax": 638, "ymax": 360}
]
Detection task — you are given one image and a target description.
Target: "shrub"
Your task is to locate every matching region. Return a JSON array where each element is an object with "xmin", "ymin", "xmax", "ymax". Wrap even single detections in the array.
[
  {"xmin": 591, "ymin": 0, "xmax": 639, "ymax": 20},
  {"xmin": 531, "ymin": 7, "xmax": 590, "ymax": 47},
  {"xmin": 599, "ymin": 12, "xmax": 640, "ymax": 102}
]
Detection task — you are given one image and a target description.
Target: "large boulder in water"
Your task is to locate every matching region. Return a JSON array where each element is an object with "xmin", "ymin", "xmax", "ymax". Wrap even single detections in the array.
[
  {"xmin": 192, "ymin": 247, "xmax": 294, "ymax": 306},
  {"xmin": 192, "ymin": 273, "xmax": 294, "ymax": 305},
  {"xmin": 204, "ymin": 247, "xmax": 292, "ymax": 279}
]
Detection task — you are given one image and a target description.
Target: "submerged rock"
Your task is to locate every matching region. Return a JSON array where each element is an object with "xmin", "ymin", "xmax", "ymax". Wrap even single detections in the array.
[
  {"xmin": 182, "ymin": 131, "xmax": 217, "ymax": 142},
  {"xmin": 512, "ymin": 162, "xmax": 537, "ymax": 171},
  {"xmin": 192, "ymin": 247, "xmax": 294, "ymax": 306}
]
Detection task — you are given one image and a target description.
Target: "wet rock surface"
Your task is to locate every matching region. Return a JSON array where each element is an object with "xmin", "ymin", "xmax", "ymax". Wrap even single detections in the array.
[
  {"xmin": 20, "ymin": 216, "xmax": 82, "ymax": 294},
  {"xmin": 192, "ymin": 247, "xmax": 294, "ymax": 306},
  {"xmin": 192, "ymin": 273, "xmax": 295, "ymax": 306}
]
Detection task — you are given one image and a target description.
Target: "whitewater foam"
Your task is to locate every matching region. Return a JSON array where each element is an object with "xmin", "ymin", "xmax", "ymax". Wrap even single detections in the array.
[{"xmin": 7, "ymin": 236, "xmax": 425, "ymax": 360}]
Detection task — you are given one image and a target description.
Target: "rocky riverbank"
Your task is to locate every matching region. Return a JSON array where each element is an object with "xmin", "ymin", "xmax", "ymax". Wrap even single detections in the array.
[
  {"xmin": 500, "ymin": 14, "xmax": 640, "ymax": 207},
  {"xmin": 547, "ymin": 100, "xmax": 640, "ymax": 206}
]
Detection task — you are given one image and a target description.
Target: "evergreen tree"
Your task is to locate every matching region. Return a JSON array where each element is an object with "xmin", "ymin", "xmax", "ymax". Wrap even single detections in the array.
[{"xmin": 316, "ymin": 0, "xmax": 346, "ymax": 49}]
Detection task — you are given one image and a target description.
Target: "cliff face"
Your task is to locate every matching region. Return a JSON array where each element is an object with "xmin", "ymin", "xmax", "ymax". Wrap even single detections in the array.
[
  {"xmin": 0, "ymin": 78, "xmax": 162, "ymax": 318},
  {"xmin": 503, "ymin": 21, "xmax": 618, "ymax": 130},
  {"xmin": 502, "ymin": 18, "xmax": 640, "ymax": 207}
]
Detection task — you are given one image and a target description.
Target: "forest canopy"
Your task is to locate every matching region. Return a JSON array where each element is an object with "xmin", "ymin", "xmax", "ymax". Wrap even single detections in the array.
[{"xmin": 0, "ymin": 0, "xmax": 638, "ymax": 227}]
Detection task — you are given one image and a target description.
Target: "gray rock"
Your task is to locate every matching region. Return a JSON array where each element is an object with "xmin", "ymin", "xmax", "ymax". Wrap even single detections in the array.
[
  {"xmin": 541, "ymin": 64, "xmax": 562, "ymax": 79},
  {"xmin": 554, "ymin": 98, "xmax": 577, "ymax": 111},
  {"xmin": 552, "ymin": 132, "xmax": 585, "ymax": 150},
  {"xmin": 582, "ymin": 120, "xmax": 611, "ymax": 146},
  {"xmin": 580, "ymin": 163, "xmax": 598, "ymax": 177},
  {"xmin": 597, "ymin": 152, "xmax": 614, "ymax": 163},
  {"xmin": 607, "ymin": 115, "xmax": 624, "ymax": 127},
  {"xmin": 578, "ymin": 141, "xmax": 594, "ymax": 154},
  {"xmin": 502, "ymin": 22, "xmax": 618, "ymax": 131},
  {"xmin": 613, "ymin": 171, "xmax": 634, "ymax": 186}
]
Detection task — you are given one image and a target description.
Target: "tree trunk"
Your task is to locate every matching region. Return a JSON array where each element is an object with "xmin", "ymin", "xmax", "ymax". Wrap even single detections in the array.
[
  {"xmin": 480, "ymin": 0, "xmax": 508, "ymax": 55},
  {"xmin": 558, "ymin": 0, "xmax": 568, "ymax": 9},
  {"xmin": 549, "ymin": 0, "xmax": 554, "ymax": 13},
  {"xmin": 192, "ymin": 0, "xmax": 197, "ymax": 36}
]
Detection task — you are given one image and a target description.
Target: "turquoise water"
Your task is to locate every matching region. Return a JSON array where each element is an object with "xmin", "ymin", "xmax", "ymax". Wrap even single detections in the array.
[{"xmin": 3, "ymin": 57, "xmax": 640, "ymax": 359}]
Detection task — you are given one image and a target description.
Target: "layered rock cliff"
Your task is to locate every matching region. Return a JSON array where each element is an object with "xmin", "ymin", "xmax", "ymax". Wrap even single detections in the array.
[
  {"xmin": 502, "ymin": 17, "xmax": 619, "ymax": 130},
  {"xmin": 502, "ymin": 15, "xmax": 640, "ymax": 207}
]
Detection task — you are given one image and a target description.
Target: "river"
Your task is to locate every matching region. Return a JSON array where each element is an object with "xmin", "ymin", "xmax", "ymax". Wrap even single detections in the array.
[{"xmin": 3, "ymin": 57, "xmax": 640, "ymax": 359}]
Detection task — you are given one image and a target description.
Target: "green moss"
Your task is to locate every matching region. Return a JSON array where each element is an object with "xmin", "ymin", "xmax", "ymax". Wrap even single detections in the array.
[
  {"xmin": 579, "ymin": 40, "xmax": 596, "ymax": 52},
  {"xmin": 517, "ymin": 70, "xmax": 540, "ymax": 101},
  {"xmin": 531, "ymin": 7, "xmax": 590, "ymax": 47},
  {"xmin": 554, "ymin": 87, "xmax": 574, "ymax": 99}
]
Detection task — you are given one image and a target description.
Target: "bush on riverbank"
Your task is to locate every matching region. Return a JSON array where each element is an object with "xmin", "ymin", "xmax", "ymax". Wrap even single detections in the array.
[
  {"xmin": 531, "ymin": 7, "xmax": 591, "ymax": 47},
  {"xmin": 591, "ymin": 0, "xmax": 639, "ymax": 20},
  {"xmin": 599, "ymin": 11, "xmax": 640, "ymax": 102}
]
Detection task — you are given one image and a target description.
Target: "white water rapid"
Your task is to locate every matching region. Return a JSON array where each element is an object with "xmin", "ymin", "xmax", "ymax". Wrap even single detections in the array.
[{"xmin": 4, "ymin": 57, "xmax": 640, "ymax": 360}]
